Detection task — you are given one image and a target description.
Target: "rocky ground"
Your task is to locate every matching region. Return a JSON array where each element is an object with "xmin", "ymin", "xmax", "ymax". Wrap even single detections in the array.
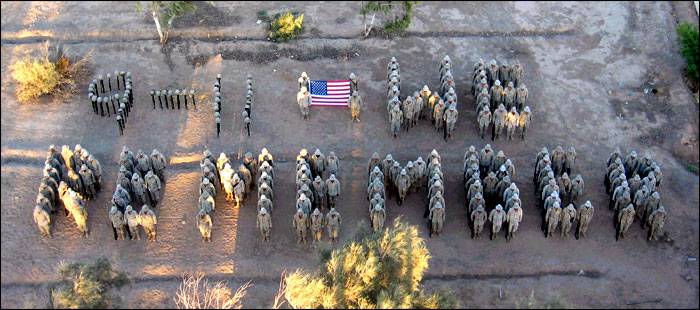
[{"xmin": 1, "ymin": 1, "xmax": 698, "ymax": 308}]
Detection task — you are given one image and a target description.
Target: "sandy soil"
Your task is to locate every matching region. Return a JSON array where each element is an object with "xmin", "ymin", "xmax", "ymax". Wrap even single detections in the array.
[{"xmin": 1, "ymin": 1, "xmax": 698, "ymax": 308}]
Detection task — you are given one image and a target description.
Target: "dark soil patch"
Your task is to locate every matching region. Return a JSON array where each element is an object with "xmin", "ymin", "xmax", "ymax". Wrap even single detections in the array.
[
  {"xmin": 186, "ymin": 45, "xmax": 363, "ymax": 67},
  {"xmin": 172, "ymin": 2, "xmax": 240, "ymax": 28}
]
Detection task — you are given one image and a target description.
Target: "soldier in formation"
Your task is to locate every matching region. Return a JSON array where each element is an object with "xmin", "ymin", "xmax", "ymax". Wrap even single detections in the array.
[{"xmin": 605, "ymin": 149, "xmax": 664, "ymax": 240}]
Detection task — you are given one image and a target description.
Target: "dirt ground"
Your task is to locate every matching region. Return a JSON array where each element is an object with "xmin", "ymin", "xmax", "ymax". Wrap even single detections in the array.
[{"xmin": 1, "ymin": 1, "xmax": 699, "ymax": 308}]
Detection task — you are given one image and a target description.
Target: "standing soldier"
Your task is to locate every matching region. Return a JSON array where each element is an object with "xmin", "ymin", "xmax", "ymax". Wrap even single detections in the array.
[
  {"xmin": 492, "ymin": 104, "xmax": 507, "ymax": 141},
  {"xmin": 109, "ymin": 204, "xmax": 126, "ymax": 240},
  {"xmin": 545, "ymin": 201, "xmax": 562, "ymax": 238},
  {"xmin": 298, "ymin": 72, "xmax": 309, "ymax": 91},
  {"xmin": 511, "ymin": 62, "xmax": 524, "ymax": 87},
  {"xmin": 34, "ymin": 203, "xmax": 52, "ymax": 238},
  {"xmin": 326, "ymin": 174, "xmax": 341, "ymax": 209},
  {"xmin": 503, "ymin": 82, "xmax": 516, "ymax": 110},
  {"xmin": 124, "ymin": 205, "xmax": 141, "ymax": 240},
  {"xmin": 488, "ymin": 204, "xmax": 506, "ymax": 240},
  {"xmin": 617, "ymin": 204, "xmax": 636, "ymax": 240},
  {"xmin": 489, "ymin": 80, "xmax": 503, "ymax": 109},
  {"xmin": 433, "ymin": 99, "xmax": 446, "ymax": 132},
  {"xmin": 197, "ymin": 209, "xmax": 212, "ymax": 242},
  {"xmin": 560, "ymin": 203, "xmax": 577, "ymax": 238},
  {"xmin": 349, "ymin": 91, "xmax": 363, "ymax": 122},
  {"xmin": 326, "ymin": 151, "xmax": 339, "ymax": 178},
  {"xmin": 312, "ymin": 176, "xmax": 327, "ymax": 211},
  {"xmin": 78, "ymin": 164, "xmax": 97, "ymax": 200},
  {"xmin": 293, "ymin": 209, "xmax": 308, "ymax": 244},
  {"xmin": 516, "ymin": 84, "xmax": 528, "ymax": 111},
  {"xmin": 576, "ymin": 201, "xmax": 594, "ymax": 239},
  {"xmin": 647, "ymin": 206, "xmax": 667, "ymax": 241},
  {"xmin": 310, "ymin": 149, "xmax": 326, "ymax": 178},
  {"xmin": 506, "ymin": 202, "xmax": 523, "ymax": 240},
  {"xmin": 139, "ymin": 204, "xmax": 158, "ymax": 242},
  {"xmin": 505, "ymin": 107, "xmax": 519, "ymax": 140},
  {"xmin": 257, "ymin": 207, "xmax": 272, "ymax": 242},
  {"xmin": 390, "ymin": 104, "xmax": 403, "ymax": 138},
  {"xmin": 131, "ymin": 173, "xmax": 148, "ymax": 206},
  {"xmin": 349, "ymin": 72, "xmax": 358, "ymax": 93},
  {"xmin": 571, "ymin": 174, "xmax": 584, "ymax": 203},
  {"xmin": 144, "ymin": 171, "xmax": 162, "ymax": 207},
  {"xmin": 396, "ymin": 169, "xmax": 411, "ymax": 206},
  {"xmin": 419, "ymin": 85, "xmax": 431, "ymax": 120},
  {"xmin": 518, "ymin": 106, "xmax": 532, "ymax": 140},
  {"xmin": 428, "ymin": 202, "xmax": 445, "ymax": 237},
  {"xmin": 326, "ymin": 207, "xmax": 342, "ymax": 243},
  {"xmin": 478, "ymin": 107, "xmax": 492, "ymax": 139},
  {"xmin": 310, "ymin": 208, "xmax": 324, "ymax": 244},
  {"xmin": 443, "ymin": 103, "xmax": 458, "ymax": 140},
  {"xmin": 471, "ymin": 204, "xmax": 487, "ymax": 239},
  {"xmin": 371, "ymin": 204, "xmax": 386, "ymax": 232},
  {"xmin": 150, "ymin": 149, "xmax": 166, "ymax": 182},
  {"xmin": 297, "ymin": 87, "xmax": 311, "ymax": 120}
]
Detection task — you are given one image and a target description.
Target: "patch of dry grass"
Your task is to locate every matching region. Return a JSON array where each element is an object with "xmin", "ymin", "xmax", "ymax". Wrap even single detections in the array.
[
  {"xmin": 10, "ymin": 41, "xmax": 92, "ymax": 103},
  {"xmin": 174, "ymin": 272, "xmax": 251, "ymax": 309}
]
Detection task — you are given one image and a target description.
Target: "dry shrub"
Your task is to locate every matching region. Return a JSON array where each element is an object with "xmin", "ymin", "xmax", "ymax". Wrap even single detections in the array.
[
  {"xmin": 174, "ymin": 272, "xmax": 251, "ymax": 309},
  {"xmin": 10, "ymin": 41, "xmax": 92, "ymax": 103}
]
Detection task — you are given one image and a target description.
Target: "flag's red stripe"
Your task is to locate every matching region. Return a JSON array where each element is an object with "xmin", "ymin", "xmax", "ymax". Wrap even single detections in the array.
[{"xmin": 326, "ymin": 80, "xmax": 351, "ymax": 83}]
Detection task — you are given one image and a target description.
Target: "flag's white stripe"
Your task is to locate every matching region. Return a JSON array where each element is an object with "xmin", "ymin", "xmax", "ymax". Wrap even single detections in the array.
[
  {"xmin": 310, "ymin": 102, "xmax": 348, "ymax": 106},
  {"xmin": 311, "ymin": 98, "xmax": 348, "ymax": 102},
  {"xmin": 311, "ymin": 99, "xmax": 350, "ymax": 103},
  {"xmin": 327, "ymin": 82, "xmax": 350, "ymax": 86},
  {"xmin": 327, "ymin": 86, "xmax": 350, "ymax": 90},
  {"xmin": 312, "ymin": 95, "xmax": 350, "ymax": 99},
  {"xmin": 327, "ymin": 92, "xmax": 350, "ymax": 95}
]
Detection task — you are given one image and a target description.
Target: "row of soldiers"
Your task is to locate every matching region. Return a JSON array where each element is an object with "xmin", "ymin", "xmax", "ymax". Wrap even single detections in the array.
[
  {"xmin": 606, "ymin": 149, "xmax": 666, "ymax": 241},
  {"xmin": 35, "ymin": 145, "xmax": 102, "ymax": 237},
  {"xmin": 254, "ymin": 149, "xmax": 275, "ymax": 242},
  {"xmin": 150, "ymin": 88, "xmax": 197, "ymax": 110},
  {"xmin": 214, "ymin": 74, "xmax": 223, "ymax": 137},
  {"xmin": 293, "ymin": 149, "xmax": 343, "ymax": 244},
  {"xmin": 297, "ymin": 72, "xmax": 311, "ymax": 119},
  {"xmin": 241, "ymin": 74, "xmax": 253, "ymax": 136},
  {"xmin": 367, "ymin": 155, "xmax": 387, "ymax": 233},
  {"xmin": 89, "ymin": 71, "xmax": 132, "ymax": 118},
  {"xmin": 463, "ymin": 145, "xmax": 522, "ymax": 240},
  {"xmin": 473, "ymin": 60, "xmax": 532, "ymax": 140},
  {"xmin": 534, "ymin": 146, "xmax": 587, "ymax": 238},
  {"xmin": 110, "ymin": 147, "xmax": 166, "ymax": 241}
]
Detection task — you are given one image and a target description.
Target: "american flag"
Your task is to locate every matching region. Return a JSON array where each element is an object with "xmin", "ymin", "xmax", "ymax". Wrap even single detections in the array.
[{"xmin": 309, "ymin": 80, "xmax": 351, "ymax": 106}]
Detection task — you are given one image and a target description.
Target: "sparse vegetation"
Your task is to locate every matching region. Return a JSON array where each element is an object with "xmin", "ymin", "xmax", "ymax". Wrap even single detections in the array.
[
  {"xmin": 51, "ymin": 258, "xmax": 129, "ymax": 309},
  {"xmin": 360, "ymin": 1, "xmax": 417, "ymax": 37},
  {"xmin": 687, "ymin": 163, "xmax": 699, "ymax": 174},
  {"xmin": 10, "ymin": 41, "xmax": 91, "ymax": 103},
  {"xmin": 676, "ymin": 22, "xmax": 699, "ymax": 87},
  {"xmin": 515, "ymin": 289, "xmax": 570, "ymax": 309},
  {"xmin": 263, "ymin": 11, "xmax": 305, "ymax": 42},
  {"xmin": 136, "ymin": 1, "xmax": 198, "ymax": 44},
  {"xmin": 174, "ymin": 272, "xmax": 251, "ymax": 309},
  {"xmin": 282, "ymin": 217, "xmax": 457, "ymax": 309}
]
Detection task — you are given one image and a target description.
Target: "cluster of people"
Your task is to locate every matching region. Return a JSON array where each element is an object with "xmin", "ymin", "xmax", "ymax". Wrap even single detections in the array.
[
  {"xmin": 473, "ymin": 59, "xmax": 531, "ymax": 141},
  {"xmin": 533, "ymin": 146, "xmax": 590, "ymax": 239},
  {"xmin": 150, "ymin": 87, "xmax": 196, "ymax": 110},
  {"xmin": 89, "ymin": 72, "xmax": 134, "ymax": 135},
  {"xmin": 367, "ymin": 154, "xmax": 388, "ymax": 233},
  {"xmin": 110, "ymin": 147, "xmax": 166, "ymax": 241},
  {"xmin": 241, "ymin": 74, "xmax": 253, "ymax": 136},
  {"xmin": 464, "ymin": 144, "xmax": 520, "ymax": 240},
  {"xmin": 297, "ymin": 72, "xmax": 311, "ymax": 120},
  {"xmin": 424, "ymin": 150, "xmax": 446, "ymax": 237},
  {"xmin": 605, "ymin": 149, "xmax": 666, "ymax": 241},
  {"xmin": 253, "ymin": 149, "xmax": 275, "ymax": 242},
  {"xmin": 88, "ymin": 71, "xmax": 132, "ymax": 118},
  {"xmin": 385, "ymin": 57, "xmax": 459, "ymax": 140},
  {"xmin": 35, "ymin": 144, "xmax": 102, "ymax": 237},
  {"xmin": 292, "ymin": 149, "xmax": 342, "ymax": 244},
  {"xmin": 213, "ymin": 74, "xmax": 223, "ymax": 137}
]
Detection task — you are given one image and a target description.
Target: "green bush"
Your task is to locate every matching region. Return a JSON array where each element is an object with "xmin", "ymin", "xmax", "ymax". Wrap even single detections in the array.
[
  {"xmin": 283, "ymin": 217, "xmax": 457, "ymax": 309},
  {"xmin": 677, "ymin": 22, "xmax": 699, "ymax": 84},
  {"xmin": 52, "ymin": 258, "xmax": 129, "ymax": 309},
  {"xmin": 268, "ymin": 11, "xmax": 304, "ymax": 42}
]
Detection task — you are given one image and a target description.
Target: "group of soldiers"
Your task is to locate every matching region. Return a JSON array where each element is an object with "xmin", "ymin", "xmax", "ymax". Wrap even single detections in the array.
[
  {"xmin": 110, "ymin": 146, "xmax": 166, "ymax": 241},
  {"xmin": 606, "ymin": 149, "xmax": 666, "ymax": 241},
  {"xmin": 464, "ymin": 144, "xmax": 521, "ymax": 240},
  {"xmin": 297, "ymin": 72, "xmax": 311, "ymax": 119},
  {"xmin": 533, "ymin": 146, "xmax": 590, "ymax": 239},
  {"xmin": 88, "ymin": 72, "xmax": 134, "ymax": 135},
  {"xmin": 213, "ymin": 74, "xmax": 223, "ymax": 137},
  {"xmin": 473, "ymin": 59, "xmax": 532, "ymax": 141},
  {"xmin": 386, "ymin": 57, "xmax": 459, "ymax": 140},
  {"xmin": 241, "ymin": 74, "xmax": 253, "ymax": 137},
  {"xmin": 35, "ymin": 144, "xmax": 102, "ymax": 238},
  {"xmin": 291, "ymin": 149, "xmax": 343, "ymax": 244},
  {"xmin": 149, "ymin": 87, "xmax": 197, "ymax": 110}
]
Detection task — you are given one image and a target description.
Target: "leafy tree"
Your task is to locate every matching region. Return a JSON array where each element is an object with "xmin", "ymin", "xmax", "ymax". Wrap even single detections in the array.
[
  {"xmin": 676, "ymin": 22, "xmax": 699, "ymax": 85},
  {"xmin": 258, "ymin": 11, "xmax": 305, "ymax": 42},
  {"xmin": 360, "ymin": 1, "xmax": 418, "ymax": 37},
  {"xmin": 136, "ymin": 1, "xmax": 197, "ymax": 44},
  {"xmin": 283, "ymin": 217, "xmax": 457, "ymax": 309},
  {"xmin": 51, "ymin": 258, "xmax": 129, "ymax": 309}
]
